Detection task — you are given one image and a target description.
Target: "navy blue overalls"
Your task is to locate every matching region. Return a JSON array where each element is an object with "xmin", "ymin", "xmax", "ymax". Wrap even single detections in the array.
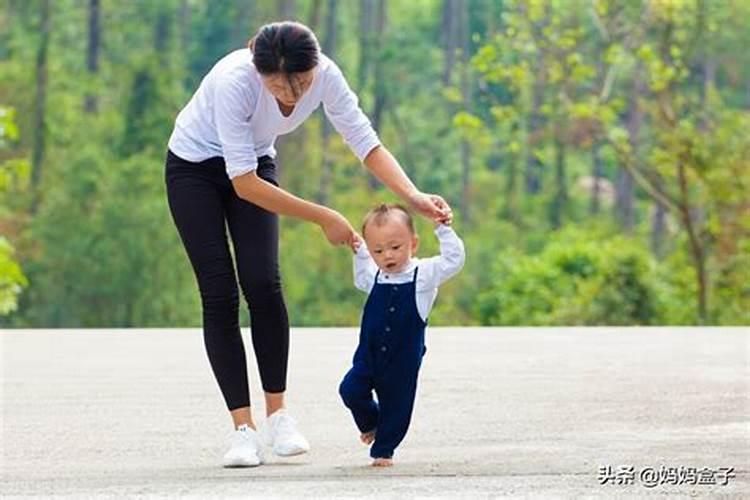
[{"xmin": 339, "ymin": 267, "xmax": 427, "ymax": 459}]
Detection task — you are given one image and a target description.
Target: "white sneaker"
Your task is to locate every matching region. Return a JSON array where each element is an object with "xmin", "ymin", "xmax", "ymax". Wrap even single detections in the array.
[
  {"xmin": 261, "ymin": 409, "xmax": 310, "ymax": 457},
  {"xmin": 223, "ymin": 424, "xmax": 263, "ymax": 468}
]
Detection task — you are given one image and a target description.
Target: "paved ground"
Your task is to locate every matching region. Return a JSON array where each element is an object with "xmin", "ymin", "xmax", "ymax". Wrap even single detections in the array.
[{"xmin": 1, "ymin": 327, "xmax": 748, "ymax": 498}]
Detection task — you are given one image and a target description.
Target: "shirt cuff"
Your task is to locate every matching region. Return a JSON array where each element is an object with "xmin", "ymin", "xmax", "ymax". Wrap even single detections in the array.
[
  {"xmin": 225, "ymin": 159, "xmax": 258, "ymax": 179},
  {"xmin": 353, "ymin": 136, "xmax": 381, "ymax": 162},
  {"xmin": 434, "ymin": 224, "xmax": 455, "ymax": 237},
  {"xmin": 355, "ymin": 243, "xmax": 370, "ymax": 259}
]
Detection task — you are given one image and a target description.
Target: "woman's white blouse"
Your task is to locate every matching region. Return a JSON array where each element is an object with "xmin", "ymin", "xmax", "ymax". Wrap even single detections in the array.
[{"xmin": 168, "ymin": 48, "xmax": 381, "ymax": 178}]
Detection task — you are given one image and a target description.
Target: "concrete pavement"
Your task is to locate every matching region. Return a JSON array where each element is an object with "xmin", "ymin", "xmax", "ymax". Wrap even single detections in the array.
[{"xmin": 1, "ymin": 327, "xmax": 748, "ymax": 498}]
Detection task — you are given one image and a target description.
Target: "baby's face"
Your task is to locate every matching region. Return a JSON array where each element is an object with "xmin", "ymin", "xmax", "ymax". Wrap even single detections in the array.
[{"xmin": 364, "ymin": 218, "xmax": 419, "ymax": 274}]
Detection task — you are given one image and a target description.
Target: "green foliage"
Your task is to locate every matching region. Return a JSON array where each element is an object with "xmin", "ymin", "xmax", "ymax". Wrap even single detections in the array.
[
  {"xmin": 20, "ymin": 145, "xmax": 199, "ymax": 327},
  {"xmin": 0, "ymin": 105, "xmax": 27, "ymax": 316},
  {"xmin": 1, "ymin": 0, "xmax": 747, "ymax": 327},
  {"xmin": 0, "ymin": 236, "xmax": 27, "ymax": 315},
  {"xmin": 477, "ymin": 229, "xmax": 662, "ymax": 326}
]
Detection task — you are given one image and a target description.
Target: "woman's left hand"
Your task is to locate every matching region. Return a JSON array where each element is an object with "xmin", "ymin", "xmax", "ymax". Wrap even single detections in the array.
[{"xmin": 408, "ymin": 192, "xmax": 453, "ymax": 225}]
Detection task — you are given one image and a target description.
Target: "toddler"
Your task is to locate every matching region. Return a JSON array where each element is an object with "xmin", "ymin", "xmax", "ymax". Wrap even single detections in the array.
[{"xmin": 339, "ymin": 203, "xmax": 465, "ymax": 466}]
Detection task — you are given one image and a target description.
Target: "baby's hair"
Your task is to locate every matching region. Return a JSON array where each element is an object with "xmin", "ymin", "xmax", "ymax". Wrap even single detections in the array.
[{"xmin": 362, "ymin": 203, "xmax": 415, "ymax": 238}]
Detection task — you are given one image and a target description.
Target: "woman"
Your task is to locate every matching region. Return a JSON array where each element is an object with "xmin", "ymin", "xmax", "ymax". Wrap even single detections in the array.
[{"xmin": 165, "ymin": 21, "xmax": 451, "ymax": 468}]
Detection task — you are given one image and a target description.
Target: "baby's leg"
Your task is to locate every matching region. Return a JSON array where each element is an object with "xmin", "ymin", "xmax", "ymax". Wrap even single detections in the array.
[
  {"xmin": 360, "ymin": 429, "xmax": 376, "ymax": 445},
  {"xmin": 372, "ymin": 457, "xmax": 393, "ymax": 467},
  {"xmin": 370, "ymin": 360, "xmax": 420, "ymax": 462},
  {"xmin": 339, "ymin": 365, "xmax": 378, "ymax": 441}
]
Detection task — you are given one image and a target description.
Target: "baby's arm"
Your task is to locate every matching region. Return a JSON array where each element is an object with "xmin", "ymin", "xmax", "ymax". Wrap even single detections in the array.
[
  {"xmin": 419, "ymin": 225, "xmax": 466, "ymax": 289},
  {"xmin": 353, "ymin": 241, "xmax": 378, "ymax": 292}
]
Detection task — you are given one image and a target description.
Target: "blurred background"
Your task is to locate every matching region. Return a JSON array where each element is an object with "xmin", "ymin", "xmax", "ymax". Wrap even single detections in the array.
[{"xmin": 0, "ymin": 0, "xmax": 748, "ymax": 327}]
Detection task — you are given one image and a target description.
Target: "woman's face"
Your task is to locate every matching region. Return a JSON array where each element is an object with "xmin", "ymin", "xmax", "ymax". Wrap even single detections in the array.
[{"xmin": 261, "ymin": 68, "xmax": 316, "ymax": 106}]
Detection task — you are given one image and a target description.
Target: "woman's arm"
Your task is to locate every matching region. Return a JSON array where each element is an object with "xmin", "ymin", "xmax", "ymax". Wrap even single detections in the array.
[
  {"xmin": 363, "ymin": 145, "xmax": 453, "ymax": 224},
  {"xmin": 320, "ymin": 59, "xmax": 452, "ymax": 224},
  {"xmin": 232, "ymin": 172, "xmax": 357, "ymax": 247}
]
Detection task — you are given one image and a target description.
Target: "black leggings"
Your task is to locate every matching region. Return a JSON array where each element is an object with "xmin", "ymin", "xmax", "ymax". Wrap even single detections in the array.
[{"xmin": 165, "ymin": 150, "xmax": 289, "ymax": 410}]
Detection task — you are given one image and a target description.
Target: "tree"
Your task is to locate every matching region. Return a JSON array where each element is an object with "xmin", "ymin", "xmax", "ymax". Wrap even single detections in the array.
[
  {"xmin": 30, "ymin": 0, "xmax": 50, "ymax": 213},
  {"xmin": 0, "ymin": 105, "xmax": 28, "ymax": 317},
  {"xmin": 84, "ymin": 0, "xmax": 100, "ymax": 113},
  {"xmin": 598, "ymin": 0, "xmax": 750, "ymax": 322},
  {"xmin": 317, "ymin": 0, "xmax": 338, "ymax": 204}
]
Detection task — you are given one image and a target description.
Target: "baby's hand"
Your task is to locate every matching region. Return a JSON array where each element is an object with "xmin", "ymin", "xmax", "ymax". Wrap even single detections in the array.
[
  {"xmin": 351, "ymin": 233, "xmax": 364, "ymax": 253},
  {"xmin": 436, "ymin": 211, "xmax": 453, "ymax": 226}
]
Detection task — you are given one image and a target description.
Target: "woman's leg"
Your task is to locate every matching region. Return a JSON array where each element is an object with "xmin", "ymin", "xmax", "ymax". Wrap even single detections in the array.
[
  {"xmin": 165, "ymin": 155, "xmax": 254, "ymax": 428},
  {"xmin": 225, "ymin": 158, "xmax": 290, "ymax": 417}
]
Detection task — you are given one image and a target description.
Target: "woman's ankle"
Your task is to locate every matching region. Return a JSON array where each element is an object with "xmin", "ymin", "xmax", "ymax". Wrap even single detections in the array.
[
  {"xmin": 230, "ymin": 406, "xmax": 255, "ymax": 430},
  {"xmin": 264, "ymin": 391, "xmax": 286, "ymax": 417}
]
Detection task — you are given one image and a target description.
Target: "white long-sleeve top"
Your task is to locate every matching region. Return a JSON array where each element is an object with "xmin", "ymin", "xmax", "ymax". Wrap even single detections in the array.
[
  {"xmin": 168, "ymin": 48, "xmax": 381, "ymax": 179},
  {"xmin": 353, "ymin": 225, "xmax": 466, "ymax": 321}
]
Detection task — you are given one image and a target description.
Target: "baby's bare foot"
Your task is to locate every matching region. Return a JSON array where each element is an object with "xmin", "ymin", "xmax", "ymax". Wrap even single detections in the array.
[
  {"xmin": 360, "ymin": 430, "xmax": 376, "ymax": 445},
  {"xmin": 371, "ymin": 458, "xmax": 393, "ymax": 467}
]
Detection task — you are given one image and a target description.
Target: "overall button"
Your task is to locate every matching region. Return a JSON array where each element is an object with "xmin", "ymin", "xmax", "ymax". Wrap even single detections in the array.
[
  {"xmin": 385, "ymin": 326, "xmax": 391, "ymax": 332},
  {"xmin": 380, "ymin": 346, "xmax": 387, "ymax": 352},
  {"xmin": 389, "ymin": 306, "xmax": 395, "ymax": 313},
  {"xmin": 392, "ymin": 286, "xmax": 398, "ymax": 291}
]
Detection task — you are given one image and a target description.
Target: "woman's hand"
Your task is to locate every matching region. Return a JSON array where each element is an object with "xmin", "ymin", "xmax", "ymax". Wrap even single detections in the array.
[
  {"xmin": 319, "ymin": 209, "xmax": 358, "ymax": 250},
  {"xmin": 407, "ymin": 192, "xmax": 453, "ymax": 225}
]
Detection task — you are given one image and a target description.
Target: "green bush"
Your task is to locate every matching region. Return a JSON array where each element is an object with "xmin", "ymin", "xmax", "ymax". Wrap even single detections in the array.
[{"xmin": 477, "ymin": 230, "xmax": 660, "ymax": 325}]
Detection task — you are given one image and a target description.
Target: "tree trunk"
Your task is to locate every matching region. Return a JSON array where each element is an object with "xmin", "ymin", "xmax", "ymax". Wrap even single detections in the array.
[
  {"xmin": 650, "ymin": 198, "xmax": 667, "ymax": 259},
  {"xmin": 550, "ymin": 135, "xmax": 567, "ymax": 229},
  {"xmin": 84, "ymin": 0, "xmax": 100, "ymax": 113},
  {"xmin": 307, "ymin": 0, "xmax": 323, "ymax": 30},
  {"xmin": 525, "ymin": 49, "xmax": 545, "ymax": 194},
  {"xmin": 590, "ymin": 141, "xmax": 603, "ymax": 214},
  {"xmin": 701, "ymin": 56, "xmax": 716, "ymax": 118},
  {"xmin": 370, "ymin": 0, "xmax": 386, "ymax": 134},
  {"xmin": 441, "ymin": 0, "xmax": 459, "ymax": 85},
  {"xmin": 278, "ymin": 0, "xmax": 295, "ymax": 20},
  {"xmin": 317, "ymin": 0, "xmax": 338, "ymax": 204},
  {"xmin": 367, "ymin": 0, "xmax": 387, "ymax": 190},
  {"xmin": 503, "ymin": 152, "xmax": 518, "ymax": 222},
  {"xmin": 459, "ymin": 0, "xmax": 471, "ymax": 222},
  {"xmin": 179, "ymin": 0, "xmax": 193, "ymax": 89},
  {"xmin": 616, "ymin": 66, "xmax": 643, "ymax": 232},
  {"xmin": 357, "ymin": 0, "xmax": 376, "ymax": 92},
  {"xmin": 179, "ymin": 0, "xmax": 191, "ymax": 50},
  {"xmin": 695, "ymin": 0, "xmax": 715, "ymax": 127},
  {"xmin": 677, "ymin": 163, "xmax": 708, "ymax": 322},
  {"xmin": 31, "ymin": 0, "xmax": 51, "ymax": 213},
  {"xmin": 233, "ymin": 0, "xmax": 256, "ymax": 47},
  {"xmin": 614, "ymin": 169, "xmax": 634, "ymax": 231},
  {"xmin": 0, "ymin": 1, "xmax": 13, "ymax": 60},
  {"xmin": 154, "ymin": 5, "xmax": 171, "ymax": 68},
  {"xmin": 590, "ymin": 41, "xmax": 607, "ymax": 215}
]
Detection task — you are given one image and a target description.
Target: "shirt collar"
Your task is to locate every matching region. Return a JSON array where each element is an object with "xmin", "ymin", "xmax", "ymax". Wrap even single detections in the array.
[{"xmin": 380, "ymin": 258, "xmax": 418, "ymax": 279}]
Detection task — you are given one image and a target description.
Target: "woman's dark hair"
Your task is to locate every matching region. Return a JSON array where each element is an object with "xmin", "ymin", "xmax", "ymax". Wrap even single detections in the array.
[{"xmin": 250, "ymin": 21, "xmax": 319, "ymax": 75}]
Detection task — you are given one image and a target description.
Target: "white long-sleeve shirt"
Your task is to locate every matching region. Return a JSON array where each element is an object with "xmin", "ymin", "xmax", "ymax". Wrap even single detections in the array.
[
  {"xmin": 353, "ymin": 225, "xmax": 466, "ymax": 321},
  {"xmin": 168, "ymin": 48, "xmax": 381, "ymax": 179}
]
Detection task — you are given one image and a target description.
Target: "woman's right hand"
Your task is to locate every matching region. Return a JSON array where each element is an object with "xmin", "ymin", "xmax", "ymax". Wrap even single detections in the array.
[
  {"xmin": 319, "ymin": 209, "xmax": 358, "ymax": 250},
  {"xmin": 407, "ymin": 191, "xmax": 453, "ymax": 225}
]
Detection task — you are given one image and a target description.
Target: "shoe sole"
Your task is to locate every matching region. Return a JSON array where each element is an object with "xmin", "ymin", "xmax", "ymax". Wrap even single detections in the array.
[
  {"xmin": 273, "ymin": 446, "xmax": 309, "ymax": 457},
  {"xmin": 223, "ymin": 461, "xmax": 262, "ymax": 468},
  {"xmin": 223, "ymin": 453, "xmax": 264, "ymax": 468}
]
